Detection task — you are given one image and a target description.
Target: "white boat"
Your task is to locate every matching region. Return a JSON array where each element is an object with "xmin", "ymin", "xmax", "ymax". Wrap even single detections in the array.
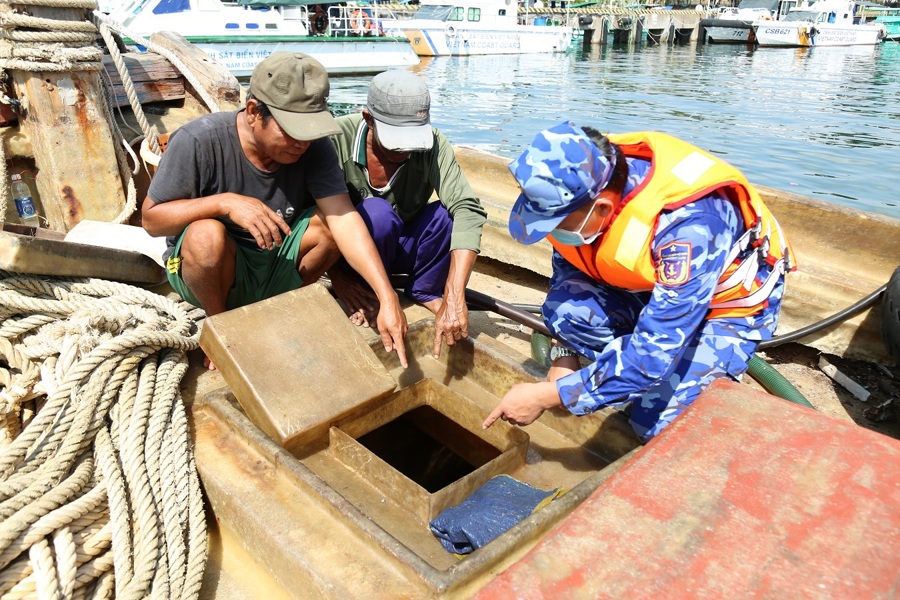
[
  {"xmin": 379, "ymin": 0, "xmax": 573, "ymax": 57},
  {"xmin": 104, "ymin": 0, "xmax": 420, "ymax": 76},
  {"xmin": 752, "ymin": 0, "xmax": 887, "ymax": 46},
  {"xmin": 702, "ymin": 0, "xmax": 798, "ymax": 43}
]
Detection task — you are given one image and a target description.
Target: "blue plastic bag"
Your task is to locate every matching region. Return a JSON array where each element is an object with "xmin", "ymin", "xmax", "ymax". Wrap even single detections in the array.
[{"xmin": 429, "ymin": 475, "xmax": 559, "ymax": 554}]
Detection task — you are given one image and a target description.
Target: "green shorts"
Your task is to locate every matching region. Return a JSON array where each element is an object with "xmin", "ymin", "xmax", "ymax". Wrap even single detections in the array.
[{"xmin": 166, "ymin": 208, "xmax": 315, "ymax": 310}]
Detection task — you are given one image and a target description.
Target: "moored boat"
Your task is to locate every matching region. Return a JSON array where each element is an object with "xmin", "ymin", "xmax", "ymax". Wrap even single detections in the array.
[
  {"xmin": 103, "ymin": 0, "xmax": 420, "ymax": 75},
  {"xmin": 752, "ymin": 0, "xmax": 887, "ymax": 47},
  {"xmin": 701, "ymin": 0, "xmax": 798, "ymax": 43},
  {"xmin": 868, "ymin": 5, "xmax": 900, "ymax": 41},
  {"xmin": 378, "ymin": 0, "xmax": 573, "ymax": 57}
]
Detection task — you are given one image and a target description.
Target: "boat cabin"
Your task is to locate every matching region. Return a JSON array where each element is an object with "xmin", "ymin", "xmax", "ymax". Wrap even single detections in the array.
[
  {"xmin": 411, "ymin": 0, "xmax": 522, "ymax": 26},
  {"xmin": 781, "ymin": 0, "xmax": 864, "ymax": 24},
  {"xmin": 107, "ymin": 0, "xmax": 312, "ymax": 37}
]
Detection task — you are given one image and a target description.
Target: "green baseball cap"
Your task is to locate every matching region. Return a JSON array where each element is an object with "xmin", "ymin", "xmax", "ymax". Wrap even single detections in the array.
[{"xmin": 249, "ymin": 52, "xmax": 340, "ymax": 141}]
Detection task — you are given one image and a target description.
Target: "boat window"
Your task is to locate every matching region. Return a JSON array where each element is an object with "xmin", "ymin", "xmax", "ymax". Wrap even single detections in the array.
[
  {"xmin": 499, "ymin": 8, "xmax": 506, "ymax": 15},
  {"xmin": 467, "ymin": 7, "xmax": 481, "ymax": 21},
  {"xmin": 225, "ymin": 22, "xmax": 239, "ymax": 28},
  {"xmin": 449, "ymin": 7, "xmax": 464, "ymax": 21},
  {"xmin": 413, "ymin": 4, "xmax": 455, "ymax": 20},
  {"xmin": 151, "ymin": 0, "xmax": 189, "ymax": 15},
  {"xmin": 246, "ymin": 22, "xmax": 259, "ymax": 28},
  {"xmin": 265, "ymin": 23, "xmax": 278, "ymax": 29},
  {"xmin": 783, "ymin": 9, "xmax": 818, "ymax": 21}
]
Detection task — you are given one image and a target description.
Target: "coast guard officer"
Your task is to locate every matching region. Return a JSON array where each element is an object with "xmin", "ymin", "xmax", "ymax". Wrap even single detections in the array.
[{"xmin": 483, "ymin": 121, "xmax": 795, "ymax": 442}]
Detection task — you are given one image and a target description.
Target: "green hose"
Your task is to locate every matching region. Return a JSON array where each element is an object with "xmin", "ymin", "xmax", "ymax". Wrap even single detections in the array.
[
  {"xmin": 531, "ymin": 332, "xmax": 553, "ymax": 369},
  {"xmin": 747, "ymin": 354, "xmax": 815, "ymax": 409}
]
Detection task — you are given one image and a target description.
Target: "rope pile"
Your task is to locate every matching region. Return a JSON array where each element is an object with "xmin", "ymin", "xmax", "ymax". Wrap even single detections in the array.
[
  {"xmin": 0, "ymin": 0, "xmax": 102, "ymax": 73},
  {"xmin": 0, "ymin": 272, "xmax": 208, "ymax": 599}
]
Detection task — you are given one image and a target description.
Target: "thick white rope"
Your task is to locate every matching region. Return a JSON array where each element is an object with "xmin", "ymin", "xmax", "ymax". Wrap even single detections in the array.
[
  {"xmin": 0, "ymin": 273, "xmax": 207, "ymax": 598},
  {"xmin": 0, "ymin": 0, "xmax": 102, "ymax": 72}
]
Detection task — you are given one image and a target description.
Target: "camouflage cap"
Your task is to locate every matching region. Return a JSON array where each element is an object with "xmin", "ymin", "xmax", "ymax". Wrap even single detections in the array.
[{"xmin": 508, "ymin": 121, "xmax": 615, "ymax": 245}]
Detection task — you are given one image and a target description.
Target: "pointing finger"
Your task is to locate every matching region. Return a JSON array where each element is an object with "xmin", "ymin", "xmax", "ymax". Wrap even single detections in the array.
[{"xmin": 483, "ymin": 405, "xmax": 503, "ymax": 429}]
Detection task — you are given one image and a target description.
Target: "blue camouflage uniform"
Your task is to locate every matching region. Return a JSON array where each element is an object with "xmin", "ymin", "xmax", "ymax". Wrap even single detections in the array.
[{"xmin": 509, "ymin": 123, "xmax": 785, "ymax": 442}]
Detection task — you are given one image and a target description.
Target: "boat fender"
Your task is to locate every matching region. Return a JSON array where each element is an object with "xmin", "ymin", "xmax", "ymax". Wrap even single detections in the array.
[
  {"xmin": 350, "ymin": 9, "xmax": 372, "ymax": 34},
  {"xmin": 882, "ymin": 266, "xmax": 900, "ymax": 363}
]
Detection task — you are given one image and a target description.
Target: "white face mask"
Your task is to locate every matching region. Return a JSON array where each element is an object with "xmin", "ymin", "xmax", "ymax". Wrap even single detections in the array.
[{"xmin": 551, "ymin": 201, "xmax": 606, "ymax": 246}]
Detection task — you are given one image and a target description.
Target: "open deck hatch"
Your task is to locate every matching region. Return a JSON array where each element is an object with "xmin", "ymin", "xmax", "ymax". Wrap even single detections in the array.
[{"xmin": 329, "ymin": 379, "xmax": 530, "ymax": 524}]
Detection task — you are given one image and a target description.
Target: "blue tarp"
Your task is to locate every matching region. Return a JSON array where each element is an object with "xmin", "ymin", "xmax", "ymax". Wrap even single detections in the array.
[{"xmin": 429, "ymin": 475, "xmax": 560, "ymax": 555}]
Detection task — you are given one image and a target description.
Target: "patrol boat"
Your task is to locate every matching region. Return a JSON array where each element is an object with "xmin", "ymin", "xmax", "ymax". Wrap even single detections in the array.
[
  {"xmin": 700, "ymin": 0, "xmax": 798, "ymax": 43},
  {"xmin": 103, "ymin": 0, "xmax": 420, "ymax": 75},
  {"xmin": 752, "ymin": 0, "xmax": 887, "ymax": 46},
  {"xmin": 377, "ymin": 0, "xmax": 574, "ymax": 56}
]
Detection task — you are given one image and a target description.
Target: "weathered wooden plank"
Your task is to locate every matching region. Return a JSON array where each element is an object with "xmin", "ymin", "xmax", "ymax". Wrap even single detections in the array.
[
  {"xmin": 102, "ymin": 53, "xmax": 180, "ymax": 83},
  {"xmin": 13, "ymin": 70, "xmax": 127, "ymax": 231},
  {"xmin": 9, "ymin": 5, "xmax": 126, "ymax": 232},
  {"xmin": 148, "ymin": 31, "xmax": 242, "ymax": 111},
  {"xmin": 101, "ymin": 53, "xmax": 186, "ymax": 107}
]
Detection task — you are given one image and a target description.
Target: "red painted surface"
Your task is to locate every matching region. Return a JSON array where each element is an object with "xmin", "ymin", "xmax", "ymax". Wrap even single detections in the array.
[{"xmin": 476, "ymin": 379, "xmax": 900, "ymax": 600}]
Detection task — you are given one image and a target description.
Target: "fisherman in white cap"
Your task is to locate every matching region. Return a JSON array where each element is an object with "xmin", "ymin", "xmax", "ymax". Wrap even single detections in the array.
[
  {"xmin": 328, "ymin": 70, "xmax": 487, "ymax": 359},
  {"xmin": 142, "ymin": 52, "xmax": 408, "ymax": 369}
]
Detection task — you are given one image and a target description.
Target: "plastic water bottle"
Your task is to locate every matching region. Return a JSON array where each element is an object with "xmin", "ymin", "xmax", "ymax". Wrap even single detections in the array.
[{"xmin": 10, "ymin": 173, "xmax": 39, "ymax": 227}]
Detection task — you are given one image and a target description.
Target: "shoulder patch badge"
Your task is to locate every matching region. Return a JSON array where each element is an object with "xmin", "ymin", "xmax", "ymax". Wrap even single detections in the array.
[{"xmin": 657, "ymin": 241, "xmax": 691, "ymax": 286}]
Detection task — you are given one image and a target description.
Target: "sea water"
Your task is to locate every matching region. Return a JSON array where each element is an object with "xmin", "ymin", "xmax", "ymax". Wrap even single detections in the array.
[{"xmin": 329, "ymin": 41, "xmax": 900, "ymax": 220}]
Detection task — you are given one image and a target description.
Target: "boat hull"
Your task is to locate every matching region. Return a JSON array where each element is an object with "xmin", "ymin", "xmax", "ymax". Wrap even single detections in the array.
[
  {"xmin": 114, "ymin": 0, "xmax": 420, "ymax": 76},
  {"xmin": 182, "ymin": 37, "xmax": 419, "ymax": 77},
  {"xmin": 754, "ymin": 22, "xmax": 883, "ymax": 46},
  {"xmin": 384, "ymin": 21, "xmax": 572, "ymax": 56},
  {"xmin": 875, "ymin": 18, "xmax": 900, "ymax": 41},
  {"xmin": 705, "ymin": 25, "xmax": 754, "ymax": 43},
  {"xmin": 453, "ymin": 146, "xmax": 900, "ymax": 365}
]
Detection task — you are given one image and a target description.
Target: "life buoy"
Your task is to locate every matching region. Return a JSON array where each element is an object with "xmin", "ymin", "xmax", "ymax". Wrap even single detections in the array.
[
  {"xmin": 350, "ymin": 9, "xmax": 372, "ymax": 34},
  {"xmin": 310, "ymin": 9, "xmax": 328, "ymax": 35}
]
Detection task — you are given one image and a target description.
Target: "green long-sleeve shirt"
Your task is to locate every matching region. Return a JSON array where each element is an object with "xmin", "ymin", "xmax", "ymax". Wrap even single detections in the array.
[{"xmin": 330, "ymin": 113, "xmax": 487, "ymax": 253}]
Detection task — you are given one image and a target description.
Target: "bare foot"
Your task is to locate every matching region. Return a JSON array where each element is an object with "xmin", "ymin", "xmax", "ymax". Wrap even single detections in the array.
[
  {"xmin": 203, "ymin": 355, "xmax": 217, "ymax": 371},
  {"xmin": 328, "ymin": 264, "xmax": 379, "ymax": 326}
]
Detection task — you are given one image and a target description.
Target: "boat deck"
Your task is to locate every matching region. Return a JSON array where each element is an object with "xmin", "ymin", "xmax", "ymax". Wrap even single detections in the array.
[
  {"xmin": 182, "ymin": 284, "xmax": 900, "ymax": 598},
  {"xmin": 186, "ymin": 285, "xmax": 640, "ymax": 598}
]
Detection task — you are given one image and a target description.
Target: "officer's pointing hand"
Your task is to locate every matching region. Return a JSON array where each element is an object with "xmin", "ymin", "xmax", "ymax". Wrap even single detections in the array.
[{"xmin": 483, "ymin": 381, "xmax": 563, "ymax": 429}]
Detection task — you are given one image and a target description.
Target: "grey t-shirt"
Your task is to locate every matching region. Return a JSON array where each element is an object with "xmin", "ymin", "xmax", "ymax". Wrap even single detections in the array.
[{"xmin": 147, "ymin": 110, "xmax": 347, "ymax": 256}]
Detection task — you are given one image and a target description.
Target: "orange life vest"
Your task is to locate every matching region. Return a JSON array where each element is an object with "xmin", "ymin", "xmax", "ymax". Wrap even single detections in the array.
[{"xmin": 551, "ymin": 131, "xmax": 795, "ymax": 319}]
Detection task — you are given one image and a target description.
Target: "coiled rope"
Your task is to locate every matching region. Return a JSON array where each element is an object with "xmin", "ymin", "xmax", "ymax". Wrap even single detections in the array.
[
  {"xmin": 0, "ymin": 0, "xmax": 102, "ymax": 73},
  {"xmin": 0, "ymin": 271, "xmax": 208, "ymax": 599}
]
